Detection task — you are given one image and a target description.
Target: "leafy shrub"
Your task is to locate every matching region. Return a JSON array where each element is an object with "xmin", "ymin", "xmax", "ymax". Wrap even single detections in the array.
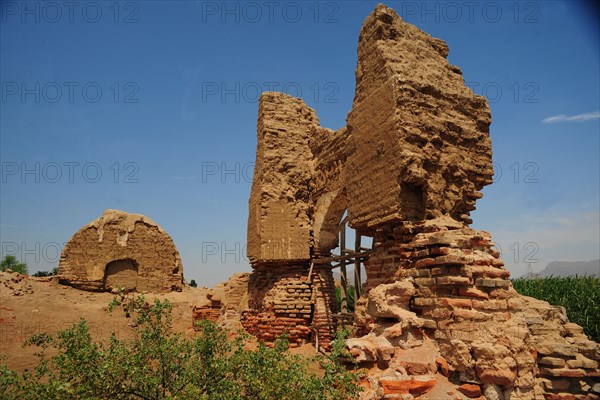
[
  {"xmin": 32, "ymin": 268, "xmax": 58, "ymax": 277},
  {"xmin": 335, "ymin": 285, "xmax": 355, "ymax": 313},
  {"xmin": 0, "ymin": 294, "xmax": 363, "ymax": 399},
  {"xmin": 0, "ymin": 255, "xmax": 28, "ymax": 275},
  {"xmin": 512, "ymin": 275, "xmax": 600, "ymax": 342}
]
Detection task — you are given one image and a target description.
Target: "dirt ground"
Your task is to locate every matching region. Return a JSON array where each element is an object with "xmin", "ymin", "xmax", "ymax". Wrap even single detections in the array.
[
  {"xmin": 0, "ymin": 271, "xmax": 212, "ymax": 373},
  {"xmin": 0, "ymin": 271, "xmax": 473, "ymax": 399},
  {"xmin": 0, "ymin": 272, "xmax": 321, "ymax": 371}
]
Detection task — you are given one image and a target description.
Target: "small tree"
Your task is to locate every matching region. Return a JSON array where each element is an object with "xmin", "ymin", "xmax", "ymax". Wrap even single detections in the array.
[
  {"xmin": 189, "ymin": 279, "xmax": 198, "ymax": 288},
  {"xmin": 335, "ymin": 285, "xmax": 356, "ymax": 312},
  {"xmin": 32, "ymin": 267, "xmax": 58, "ymax": 277},
  {"xmin": 0, "ymin": 256, "xmax": 28, "ymax": 275}
]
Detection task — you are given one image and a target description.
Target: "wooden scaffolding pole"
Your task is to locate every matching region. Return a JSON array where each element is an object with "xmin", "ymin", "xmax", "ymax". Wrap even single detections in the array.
[
  {"xmin": 313, "ymin": 249, "xmax": 373, "ymax": 265},
  {"xmin": 339, "ymin": 221, "xmax": 348, "ymax": 314},
  {"xmin": 354, "ymin": 233, "xmax": 362, "ymax": 300}
]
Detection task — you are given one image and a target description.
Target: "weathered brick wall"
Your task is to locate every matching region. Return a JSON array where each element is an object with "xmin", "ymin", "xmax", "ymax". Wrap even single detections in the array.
[
  {"xmin": 309, "ymin": 126, "xmax": 349, "ymax": 198},
  {"xmin": 247, "ymin": 93, "xmax": 319, "ymax": 264},
  {"xmin": 310, "ymin": 126, "xmax": 351, "ymax": 256},
  {"xmin": 345, "ymin": 5, "xmax": 493, "ymax": 232},
  {"xmin": 350, "ymin": 217, "xmax": 599, "ymax": 399},
  {"xmin": 244, "ymin": 94, "xmax": 341, "ymax": 348},
  {"xmin": 241, "ymin": 265, "xmax": 313, "ymax": 347},
  {"xmin": 242, "ymin": 8, "xmax": 599, "ymax": 399},
  {"xmin": 58, "ymin": 209, "xmax": 183, "ymax": 292},
  {"xmin": 341, "ymin": 7, "xmax": 599, "ymax": 399},
  {"xmin": 238, "ymin": 265, "xmax": 338, "ymax": 349},
  {"xmin": 310, "ymin": 267, "xmax": 338, "ymax": 349}
]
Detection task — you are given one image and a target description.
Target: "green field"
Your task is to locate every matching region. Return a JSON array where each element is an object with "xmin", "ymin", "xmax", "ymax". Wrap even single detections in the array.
[{"xmin": 512, "ymin": 276, "xmax": 600, "ymax": 343}]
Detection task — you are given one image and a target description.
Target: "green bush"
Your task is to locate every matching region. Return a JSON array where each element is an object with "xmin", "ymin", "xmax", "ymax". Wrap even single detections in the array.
[
  {"xmin": 0, "ymin": 255, "xmax": 28, "ymax": 275},
  {"xmin": 335, "ymin": 285, "xmax": 355, "ymax": 313},
  {"xmin": 32, "ymin": 268, "xmax": 58, "ymax": 277},
  {"xmin": 0, "ymin": 293, "xmax": 363, "ymax": 400},
  {"xmin": 512, "ymin": 275, "xmax": 600, "ymax": 342}
]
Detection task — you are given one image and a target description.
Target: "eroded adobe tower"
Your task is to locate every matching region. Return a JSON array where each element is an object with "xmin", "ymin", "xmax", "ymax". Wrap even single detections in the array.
[
  {"xmin": 244, "ymin": 93, "xmax": 340, "ymax": 348},
  {"xmin": 59, "ymin": 209, "xmax": 184, "ymax": 292},
  {"xmin": 245, "ymin": 4, "xmax": 599, "ymax": 399}
]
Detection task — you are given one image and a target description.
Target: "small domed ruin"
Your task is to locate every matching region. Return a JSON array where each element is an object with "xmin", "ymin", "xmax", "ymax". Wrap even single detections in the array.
[{"xmin": 58, "ymin": 209, "xmax": 184, "ymax": 292}]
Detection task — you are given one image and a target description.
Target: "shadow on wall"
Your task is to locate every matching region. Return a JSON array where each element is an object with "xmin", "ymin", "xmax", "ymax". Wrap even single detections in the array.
[{"xmin": 103, "ymin": 258, "xmax": 138, "ymax": 292}]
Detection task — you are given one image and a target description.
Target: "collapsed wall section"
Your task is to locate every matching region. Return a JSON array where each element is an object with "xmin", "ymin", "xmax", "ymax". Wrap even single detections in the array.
[
  {"xmin": 350, "ymin": 218, "xmax": 599, "ymax": 399},
  {"xmin": 192, "ymin": 273, "xmax": 250, "ymax": 330}
]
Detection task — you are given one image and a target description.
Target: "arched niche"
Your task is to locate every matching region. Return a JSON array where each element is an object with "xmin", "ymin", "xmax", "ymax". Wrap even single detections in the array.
[{"xmin": 312, "ymin": 189, "xmax": 348, "ymax": 256}]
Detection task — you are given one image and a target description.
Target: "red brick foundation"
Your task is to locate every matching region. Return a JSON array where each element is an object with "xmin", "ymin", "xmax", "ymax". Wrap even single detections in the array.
[
  {"xmin": 239, "ymin": 264, "xmax": 337, "ymax": 349},
  {"xmin": 351, "ymin": 218, "xmax": 600, "ymax": 399}
]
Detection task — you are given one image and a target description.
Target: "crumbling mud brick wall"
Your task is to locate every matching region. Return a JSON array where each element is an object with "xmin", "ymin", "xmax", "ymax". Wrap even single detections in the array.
[
  {"xmin": 342, "ymin": 5, "xmax": 599, "ymax": 400},
  {"xmin": 245, "ymin": 93, "xmax": 340, "ymax": 349},
  {"xmin": 345, "ymin": 4, "xmax": 493, "ymax": 231},
  {"xmin": 193, "ymin": 273, "xmax": 250, "ymax": 329},
  {"xmin": 245, "ymin": 4, "xmax": 599, "ymax": 398},
  {"xmin": 241, "ymin": 265, "xmax": 313, "ymax": 346},
  {"xmin": 310, "ymin": 126, "xmax": 351, "ymax": 257},
  {"xmin": 58, "ymin": 209, "xmax": 183, "ymax": 292},
  {"xmin": 247, "ymin": 93, "xmax": 317, "ymax": 264}
]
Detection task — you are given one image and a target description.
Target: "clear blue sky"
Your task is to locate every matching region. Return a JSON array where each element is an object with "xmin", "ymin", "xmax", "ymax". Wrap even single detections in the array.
[{"xmin": 1, "ymin": 1, "xmax": 599, "ymax": 286}]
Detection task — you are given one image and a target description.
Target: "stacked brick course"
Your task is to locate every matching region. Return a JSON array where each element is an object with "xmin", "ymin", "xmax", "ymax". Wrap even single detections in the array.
[
  {"xmin": 237, "ymin": 265, "xmax": 338, "ymax": 349},
  {"xmin": 241, "ymin": 265, "xmax": 313, "ymax": 347},
  {"xmin": 192, "ymin": 304, "xmax": 221, "ymax": 323},
  {"xmin": 525, "ymin": 305, "xmax": 599, "ymax": 399},
  {"xmin": 310, "ymin": 267, "xmax": 339, "ymax": 349},
  {"xmin": 350, "ymin": 217, "xmax": 599, "ymax": 399}
]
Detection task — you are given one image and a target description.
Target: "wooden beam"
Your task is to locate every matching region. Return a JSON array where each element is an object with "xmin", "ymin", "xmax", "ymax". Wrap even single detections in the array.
[
  {"xmin": 307, "ymin": 260, "xmax": 314, "ymax": 280},
  {"xmin": 339, "ymin": 222, "xmax": 348, "ymax": 314},
  {"xmin": 354, "ymin": 233, "xmax": 362, "ymax": 300},
  {"xmin": 312, "ymin": 250, "xmax": 373, "ymax": 265}
]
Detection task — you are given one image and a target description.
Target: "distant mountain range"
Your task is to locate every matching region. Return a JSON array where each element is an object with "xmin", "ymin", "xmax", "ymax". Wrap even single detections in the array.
[{"xmin": 525, "ymin": 259, "xmax": 600, "ymax": 278}]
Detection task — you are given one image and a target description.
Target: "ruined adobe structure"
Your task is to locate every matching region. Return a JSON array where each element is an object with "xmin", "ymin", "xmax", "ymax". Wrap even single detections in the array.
[
  {"xmin": 58, "ymin": 209, "xmax": 184, "ymax": 292},
  {"xmin": 242, "ymin": 92, "xmax": 340, "ymax": 349},
  {"xmin": 243, "ymin": 4, "xmax": 599, "ymax": 400},
  {"xmin": 194, "ymin": 272, "xmax": 250, "ymax": 329}
]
